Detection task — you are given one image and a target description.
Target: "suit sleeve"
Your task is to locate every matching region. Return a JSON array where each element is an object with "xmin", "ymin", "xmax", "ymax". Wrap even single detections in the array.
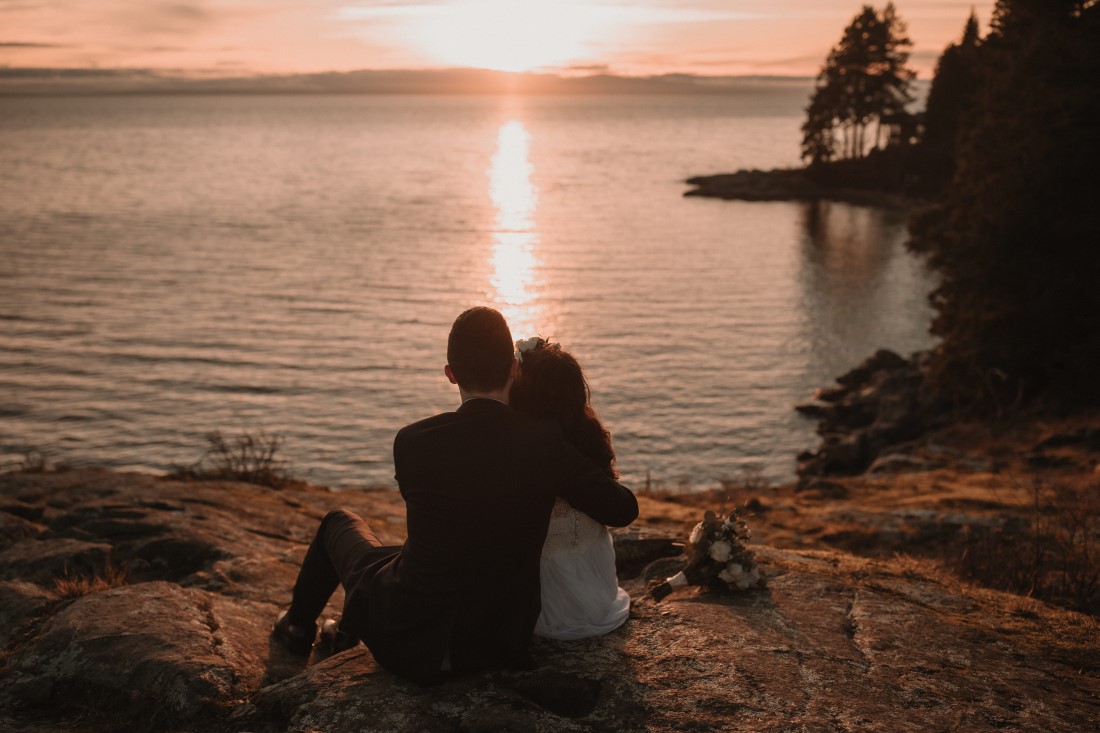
[
  {"xmin": 555, "ymin": 438, "xmax": 638, "ymax": 528},
  {"xmin": 393, "ymin": 427, "xmax": 412, "ymax": 500}
]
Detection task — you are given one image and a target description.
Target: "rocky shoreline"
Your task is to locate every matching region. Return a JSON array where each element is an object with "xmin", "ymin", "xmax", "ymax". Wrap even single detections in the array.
[
  {"xmin": 792, "ymin": 349, "xmax": 1100, "ymax": 483},
  {"xmin": 684, "ymin": 168, "xmax": 918, "ymax": 208},
  {"xmin": 2, "ymin": 443, "xmax": 1098, "ymax": 731},
  {"xmin": 794, "ymin": 349, "xmax": 944, "ymax": 481}
]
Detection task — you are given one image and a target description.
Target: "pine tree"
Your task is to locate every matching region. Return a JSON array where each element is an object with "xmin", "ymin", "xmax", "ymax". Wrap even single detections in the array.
[
  {"xmin": 908, "ymin": 0, "xmax": 1100, "ymax": 409},
  {"xmin": 801, "ymin": 79, "xmax": 839, "ymax": 163},
  {"xmin": 801, "ymin": 3, "xmax": 915, "ymax": 165},
  {"xmin": 922, "ymin": 11, "xmax": 983, "ymax": 184}
]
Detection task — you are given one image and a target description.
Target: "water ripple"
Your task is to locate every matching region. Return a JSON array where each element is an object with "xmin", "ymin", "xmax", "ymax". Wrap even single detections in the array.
[{"xmin": 0, "ymin": 93, "xmax": 935, "ymax": 490}]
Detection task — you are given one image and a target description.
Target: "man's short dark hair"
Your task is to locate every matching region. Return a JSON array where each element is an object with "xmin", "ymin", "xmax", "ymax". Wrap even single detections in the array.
[{"xmin": 447, "ymin": 307, "xmax": 514, "ymax": 392}]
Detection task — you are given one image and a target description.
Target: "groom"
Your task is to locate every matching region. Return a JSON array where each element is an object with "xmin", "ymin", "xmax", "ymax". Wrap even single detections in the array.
[{"xmin": 272, "ymin": 306, "xmax": 638, "ymax": 684}]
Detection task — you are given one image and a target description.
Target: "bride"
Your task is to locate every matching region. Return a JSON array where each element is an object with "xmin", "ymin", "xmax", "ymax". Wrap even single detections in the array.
[{"xmin": 509, "ymin": 337, "xmax": 631, "ymax": 640}]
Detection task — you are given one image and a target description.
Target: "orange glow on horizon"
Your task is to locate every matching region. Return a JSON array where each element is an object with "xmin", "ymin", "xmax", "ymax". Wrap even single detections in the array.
[
  {"xmin": 401, "ymin": 1, "xmax": 605, "ymax": 72},
  {"xmin": 0, "ymin": 1, "xmax": 999, "ymax": 80}
]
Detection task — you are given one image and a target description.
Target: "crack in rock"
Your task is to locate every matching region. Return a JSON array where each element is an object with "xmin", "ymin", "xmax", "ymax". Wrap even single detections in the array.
[{"xmin": 844, "ymin": 589, "xmax": 871, "ymax": 670}]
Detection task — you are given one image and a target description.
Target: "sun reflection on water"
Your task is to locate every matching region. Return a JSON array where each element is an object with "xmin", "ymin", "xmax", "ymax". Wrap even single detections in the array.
[{"xmin": 488, "ymin": 120, "xmax": 543, "ymax": 339}]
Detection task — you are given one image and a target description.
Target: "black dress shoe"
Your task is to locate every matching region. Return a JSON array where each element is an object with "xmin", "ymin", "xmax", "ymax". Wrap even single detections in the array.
[
  {"xmin": 271, "ymin": 609, "xmax": 316, "ymax": 655},
  {"xmin": 317, "ymin": 617, "xmax": 360, "ymax": 655}
]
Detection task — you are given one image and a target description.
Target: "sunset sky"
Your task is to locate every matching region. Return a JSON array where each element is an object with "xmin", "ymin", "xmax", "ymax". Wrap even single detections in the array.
[{"xmin": 2, "ymin": 1, "xmax": 995, "ymax": 78}]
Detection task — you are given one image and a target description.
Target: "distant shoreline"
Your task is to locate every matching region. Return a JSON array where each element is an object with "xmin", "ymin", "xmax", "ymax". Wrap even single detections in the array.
[
  {"xmin": 0, "ymin": 68, "xmax": 816, "ymax": 97},
  {"xmin": 684, "ymin": 167, "xmax": 921, "ymax": 209}
]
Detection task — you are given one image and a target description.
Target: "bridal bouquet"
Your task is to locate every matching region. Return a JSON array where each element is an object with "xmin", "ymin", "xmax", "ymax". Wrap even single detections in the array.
[{"xmin": 650, "ymin": 508, "xmax": 764, "ymax": 601}]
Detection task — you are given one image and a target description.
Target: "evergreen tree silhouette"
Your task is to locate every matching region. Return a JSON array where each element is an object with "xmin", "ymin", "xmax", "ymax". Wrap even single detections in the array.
[
  {"xmin": 922, "ymin": 11, "xmax": 982, "ymax": 184},
  {"xmin": 801, "ymin": 3, "xmax": 915, "ymax": 165},
  {"xmin": 908, "ymin": 0, "xmax": 1100, "ymax": 409}
]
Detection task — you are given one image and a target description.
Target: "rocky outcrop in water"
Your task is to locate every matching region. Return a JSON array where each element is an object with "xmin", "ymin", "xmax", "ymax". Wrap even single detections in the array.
[
  {"xmin": 795, "ymin": 349, "xmax": 945, "ymax": 480},
  {"xmin": 1, "ymin": 468, "xmax": 1096, "ymax": 732}
]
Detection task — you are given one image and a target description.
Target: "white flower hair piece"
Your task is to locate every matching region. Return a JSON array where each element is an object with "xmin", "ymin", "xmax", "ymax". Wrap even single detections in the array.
[{"xmin": 515, "ymin": 336, "xmax": 545, "ymax": 364}]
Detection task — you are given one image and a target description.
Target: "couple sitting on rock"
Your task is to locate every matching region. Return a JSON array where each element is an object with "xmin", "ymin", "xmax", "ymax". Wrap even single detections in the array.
[{"xmin": 271, "ymin": 306, "xmax": 639, "ymax": 684}]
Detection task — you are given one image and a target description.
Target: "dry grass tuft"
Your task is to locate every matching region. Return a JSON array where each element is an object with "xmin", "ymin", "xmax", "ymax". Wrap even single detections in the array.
[
  {"xmin": 5, "ymin": 448, "xmax": 50, "ymax": 474},
  {"xmin": 948, "ymin": 475, "xmax": 1100, "ymax": 614},
  {"xmin": 54, "ymin": 561, "xmax": 129, "ymax": 599}
]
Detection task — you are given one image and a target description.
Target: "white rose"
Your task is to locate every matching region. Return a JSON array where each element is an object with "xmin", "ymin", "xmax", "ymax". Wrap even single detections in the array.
[
  {"xmin": 726, "ymin": 562, "xmax": 743, "ymax": 576},
  {"xmin": 708, "ymin": 540, "xmax": 732, "ymax": 563},
  {"xmin": 718, "ymin": 567, "xmax": 736, "ymax": 583}
]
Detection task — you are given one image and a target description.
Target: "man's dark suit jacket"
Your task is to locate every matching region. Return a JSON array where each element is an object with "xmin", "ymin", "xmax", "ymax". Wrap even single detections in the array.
[{"xmin": 351, "ymin": 397, "xmax": 638, "ymax": 684}]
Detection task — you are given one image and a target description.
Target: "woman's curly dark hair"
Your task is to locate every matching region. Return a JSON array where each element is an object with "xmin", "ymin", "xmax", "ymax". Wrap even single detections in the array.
[{"xmin": 509, "ymin": 340, "xmax": 617, "ymax": 478}]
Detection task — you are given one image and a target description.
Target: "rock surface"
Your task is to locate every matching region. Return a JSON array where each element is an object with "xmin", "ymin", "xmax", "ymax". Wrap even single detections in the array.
[{"xmin": 1, "ymin": 468, "xmax": 1097, "ymax": 732}]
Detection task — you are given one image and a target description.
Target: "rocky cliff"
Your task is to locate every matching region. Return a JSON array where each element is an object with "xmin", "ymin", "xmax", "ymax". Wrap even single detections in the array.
[{"xmin": 0, "ymin": 467, "xmax": 1096, "ymax": 732}]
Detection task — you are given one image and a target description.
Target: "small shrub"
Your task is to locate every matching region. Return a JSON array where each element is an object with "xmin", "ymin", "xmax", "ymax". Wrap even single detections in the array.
[
  {"xmin": 5, "ymin": 449, "xmax": 72, "ymax": 474},
  {"xmin": 949, "ymin": 476, "xmax": 1100, "ymax": 614},
  {"xmin": 54, "ymin": 560, "xmax": 128, "ymax": 599},
  {"xmin": 169, "ymin": 430, "xmax": 290, "ymax": 489},
  {"xmin": 720, "ymin": 468, "xmax": 771, "ymax": 496},
  {"xmin": 635, "ymin": 471, "xmax": 691, "ymax": 499},
  {"xmin": 17, "ymin": 449, "xmax": 48, "ymax": 473}
]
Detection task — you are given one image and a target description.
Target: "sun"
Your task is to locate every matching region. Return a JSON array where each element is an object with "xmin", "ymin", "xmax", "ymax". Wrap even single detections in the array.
[{"xmin": 410, "ymin": 1, "xmax": 606, "ymax": 72}]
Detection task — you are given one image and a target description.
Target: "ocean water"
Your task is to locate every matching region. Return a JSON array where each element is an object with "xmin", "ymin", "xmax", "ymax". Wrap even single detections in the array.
[{"xmin": 0, "ymin": 87, "xmax": 936, "ymax": 489}]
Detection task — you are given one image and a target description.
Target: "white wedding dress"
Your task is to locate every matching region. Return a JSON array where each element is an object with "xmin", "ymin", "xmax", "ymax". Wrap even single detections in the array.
[{"xmin": 535, "ymin": 497, "xmax": 631, "ymax": 640}]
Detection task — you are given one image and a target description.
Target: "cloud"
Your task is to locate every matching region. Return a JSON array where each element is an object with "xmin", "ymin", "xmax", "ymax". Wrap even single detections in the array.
[
  {"xmin": 757, "ymin": 53, "xmax": 828, "ymax": 67},
  {"xmin": 561, "ymin": 63, "xmax": 611, "ymax": 72},
  {"xmin": 0, "ymin": 66, "xmax": 157, "ymax": 78},
  {"xmin": 0, "ymin": 0, "xmax": 995, "ymax": 78},
  {"xmin": 337, "ymin": 2, "xmax": 771, "ymax": 24},
  {"xmin": 113, "ymin": 2, "xmax": 215, "ymax": 35},
  {"xmin": 0, "ymin": 2, "xmax": 50, "ymax": 12}
]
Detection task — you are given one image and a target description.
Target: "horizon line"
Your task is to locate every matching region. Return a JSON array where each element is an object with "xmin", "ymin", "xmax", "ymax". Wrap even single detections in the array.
[{"xmin": 0, "ymin": 66, "xmax": 830, "ymax": 96}]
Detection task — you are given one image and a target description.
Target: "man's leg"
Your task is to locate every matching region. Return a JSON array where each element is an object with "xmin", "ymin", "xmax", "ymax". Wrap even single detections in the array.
[{"xmin": 275, "ymin": 508, "xmax": 398, "ymax": 653}]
